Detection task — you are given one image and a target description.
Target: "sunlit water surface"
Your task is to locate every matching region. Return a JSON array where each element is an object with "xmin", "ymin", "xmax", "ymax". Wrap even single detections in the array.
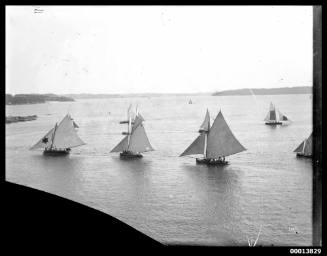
[{"xmin": 6, "ymin": 94, "xmax": 313, "ymax": 246}]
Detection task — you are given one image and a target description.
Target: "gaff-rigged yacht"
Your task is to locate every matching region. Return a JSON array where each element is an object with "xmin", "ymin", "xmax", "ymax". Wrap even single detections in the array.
[
  {"xmin": 180, "ymin": 109, "xmax": 246, "ymax": 165},
  {"xmin": 30, "ymin": 114, "xmax": 85, "ymax": 155}
]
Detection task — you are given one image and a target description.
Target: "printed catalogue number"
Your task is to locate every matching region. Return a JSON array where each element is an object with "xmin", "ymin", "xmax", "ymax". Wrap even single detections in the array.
[{"xmin": 290, "ymin": 249, "xmax": 321, "ymax": 254}]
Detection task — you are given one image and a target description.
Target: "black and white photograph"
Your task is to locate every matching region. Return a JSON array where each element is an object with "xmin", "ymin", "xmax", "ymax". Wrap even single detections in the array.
[{"xmin": 5, "ymin": 5, "xmax": 322, "ymax": 250}]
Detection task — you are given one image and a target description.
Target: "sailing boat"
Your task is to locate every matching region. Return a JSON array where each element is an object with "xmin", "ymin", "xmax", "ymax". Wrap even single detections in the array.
[
  {"xmin": 30, "ymin": 114, "xmax": 86, "ymax": 155},
  {"xmin": 189, "ymin": 99, "xmax": 193, "ymax": 104},
  {"xmin": 293, "ymin": 132, "xmax": 312, "ymax": 158},
  {"xmin": 111, "ymin": 106, "xmax": 154, "ymax": 159},
  {"xmin": 264, "ymin": 102, "xmax": 290, "ymax": 125},
  {"xmin": 180, "ymin": 109, "xmax": 246, "ymax": 165}
]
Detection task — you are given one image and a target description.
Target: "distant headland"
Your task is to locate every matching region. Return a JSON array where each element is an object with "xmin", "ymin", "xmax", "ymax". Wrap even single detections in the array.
[
  {"xmin": 212, "ymin": 86, "xmax": 312, "ymax": 96},
  {"xmin": 6, "ymin": 115, "xmax": 38, "ymax": 124},
  {"xmin": 61, "ymin": 92, "xmax": 210, "ymax": 99},
  {"xmin": 6, "ymin": 94, "xmax": 74, "ymax": 105}
]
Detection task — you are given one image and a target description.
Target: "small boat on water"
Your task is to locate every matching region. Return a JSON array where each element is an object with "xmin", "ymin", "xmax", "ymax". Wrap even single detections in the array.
[
  {"xmin": 111, "ymin": 105, "xmax": 154, "ymax": 159},
  {"xmin": 293, "ymin": 132, "xmax": 312, "ymax": 158},
  {"xmin": 188, "ymin": 99, "xmax": 193, "ymax": 104},
  {"xmin": 180, "ymin": 109, "xmax": 246, "ymax": 165},
  {"xmin": 30, "ymin": 114, "xmax": 86, "ymax": 155},
  {"xmin": 264, "ymin": 102, "xmax": 290, "ymax": 125}
]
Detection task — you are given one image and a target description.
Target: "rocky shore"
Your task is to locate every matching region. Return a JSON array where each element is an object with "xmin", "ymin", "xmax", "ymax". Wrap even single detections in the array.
[{"xmin": 6, "ymin": 115, "xmax": 38, "ymax": 124}]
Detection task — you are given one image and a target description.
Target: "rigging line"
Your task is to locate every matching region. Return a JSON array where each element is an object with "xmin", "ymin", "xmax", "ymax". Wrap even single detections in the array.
[
  {"xmin": 248, "ymin": 88, "xmax": 260, "ymax": 117},
  {"xmin": 253, "ymin": 224, "xmax": 263, "ymax": 247},
  {"xmin": 252, "ymin": 195, "xmax": 264, "ymax": 246}
]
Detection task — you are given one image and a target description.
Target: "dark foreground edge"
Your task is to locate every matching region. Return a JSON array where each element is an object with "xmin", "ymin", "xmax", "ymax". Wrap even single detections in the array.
[
  {"xmin": 4, "ymin": 182, "xmax": 324, "ymax": 254},
  {"xmin": 4, "ymin": 182, "xmax": 163, "ymax": 252}
]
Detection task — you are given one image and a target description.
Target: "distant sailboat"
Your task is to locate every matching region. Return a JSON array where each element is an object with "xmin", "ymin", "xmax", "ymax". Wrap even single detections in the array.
[
  {"xmin": 30, "ymin": 114, "xmax": 86, "ymax": 155},
  {"xmin": 294, "ymin": 133, "xmax": 312, "ymax": 158},
  {"xmin": 111, "ymin": 106, "xmax": 154, "ymax": 159},
  {"xmin": 264, "ymin": 102, "xmax": 290, "ymax": 125},
  {"xmin": 180, "ymin": 109, "xmax": 246, "ymax": 165},
  {"xmin": 189, "ymin": 99, "xmax": 193, "ymax": 104}
]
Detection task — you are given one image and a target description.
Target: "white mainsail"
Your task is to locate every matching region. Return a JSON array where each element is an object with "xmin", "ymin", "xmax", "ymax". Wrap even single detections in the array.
[
  {"xmin": 51, "ymin": 114, "xmax": 86, "ymax": 149},
  {"xmin": 206, "ymin": 111, "xmax": 246, "ymax": 158},
  {"xmin": 30, "ymin": 127, "xmax": 55, "ymax": 150},
  {"xmin": 128, "ymin": 123, "xmax": 154, "ymax": 153}
]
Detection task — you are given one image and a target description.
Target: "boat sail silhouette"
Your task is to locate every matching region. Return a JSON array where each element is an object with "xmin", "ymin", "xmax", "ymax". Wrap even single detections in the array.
[
  {"xmin": 180, "ymin": 109, "xmax": 246, "ymax": 165},
  {"xmin": 30, "ymin": 114, "xmax": 86, "ymax": 155},
  {"xmin": 264, "ymin": 102, "xmax": 290, "ymax": 125},
  {"xmin": 111, "ymin": 106, "xmax": 154, "ymax": 159},
  {"xmin": 293, "ymin": 132, "xmax": 312, "ymax": 158}
]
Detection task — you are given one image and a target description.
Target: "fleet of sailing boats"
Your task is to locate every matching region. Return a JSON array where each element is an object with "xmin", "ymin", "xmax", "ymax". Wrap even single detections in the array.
[
  {"xmin": 264, "ymin": 102, "xmax": 290, "ymax": 125},
  {"xmin": 293, "ymin": 132, "xmax": 312, "ymax": 158},
  {"xmin": 180, "ymin": 109, "xmax": 246, "ymax": 165},
  {"xmin": 30, "ymin": 114, "xmax": 86, "ymax": 155},
  {"xmin": 29, "ymin": 102, "xmax": 312, "ymax": 161}
]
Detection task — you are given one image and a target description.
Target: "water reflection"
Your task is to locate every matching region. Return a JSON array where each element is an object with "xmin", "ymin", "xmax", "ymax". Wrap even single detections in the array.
[
  {"xmin": 180, "ymin": 163, "xmax": 245, "ymax": 243},
  {"xmin": 30, "ymin": 154, "xmax": 85, "ymax": 196}
]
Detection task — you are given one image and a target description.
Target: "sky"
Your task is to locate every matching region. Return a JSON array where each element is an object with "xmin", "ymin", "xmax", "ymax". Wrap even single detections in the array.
[{"xmin": 6, "ymin": 6, "xmax": 313, "ymax": 94}]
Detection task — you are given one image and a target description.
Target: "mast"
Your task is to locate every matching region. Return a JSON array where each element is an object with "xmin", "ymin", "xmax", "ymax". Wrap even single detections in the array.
[
  {"xmin": 127, "ymin": 115, "xmax": 132, "ymax": 147},
  {"xmin": 204, "ymin": 133, "xmax": 208, "ymax": 158},
  {"xmin": 200, "ymin": 109, "xmax": 210, "ymax": 158},
  {"xmin": 49, "ymin": 123, "xmax": 58, "ymax": 149},
  {"xmin": 303, "ymin": 139, "xmax": 306, "ymax": 154}
]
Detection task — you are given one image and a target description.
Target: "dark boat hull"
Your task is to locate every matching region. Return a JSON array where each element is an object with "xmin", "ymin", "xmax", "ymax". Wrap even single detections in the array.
[
  {"xmin": 43, "ymin": 148, "xmax": 70, "ymax": 156},
  {"xmin": 296, "ymin": 153, "xmax": 312, "ymax": 158},
  {"xmin": 265, "ymin": 122, "xmax": 282, "ymax": 125},
  {"xmin": 120, "ymin": 151, "xmax": 143, "ymax": 159},
  {"xmin": 196, "ymin": 158, "xmax": 229, "ymax": 166}
]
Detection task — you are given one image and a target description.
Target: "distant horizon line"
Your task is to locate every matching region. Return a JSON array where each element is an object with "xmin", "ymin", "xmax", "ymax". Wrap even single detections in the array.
[{"xmin": 6, "ymin": 85, "xmax": 312, "ymax": 96}]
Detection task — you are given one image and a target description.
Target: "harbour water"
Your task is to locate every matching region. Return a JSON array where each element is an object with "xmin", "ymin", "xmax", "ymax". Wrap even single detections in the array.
[{"xmin": 5, "ymin": 94, "xmax": 313, "ymax": 246}]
